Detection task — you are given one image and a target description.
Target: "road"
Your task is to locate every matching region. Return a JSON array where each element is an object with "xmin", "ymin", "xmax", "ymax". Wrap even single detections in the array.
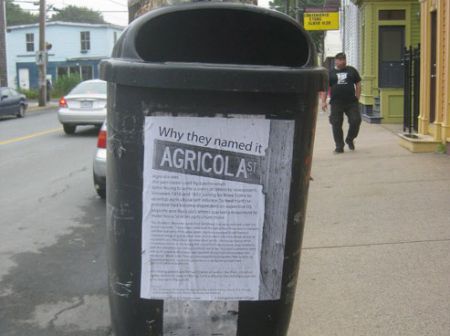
[{"xmin": 0, "ymin": 109, "xmax": 111, "ymax": 336}]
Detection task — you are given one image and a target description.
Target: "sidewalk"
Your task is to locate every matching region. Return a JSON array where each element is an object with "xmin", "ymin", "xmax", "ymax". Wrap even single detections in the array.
[
  {"xmin": 27, "ymin": 99, "xmax": 59, "ymax": 112},
  {"xmin": 288, "ymin": 112, "xmax": 450, "ymax": 335}
]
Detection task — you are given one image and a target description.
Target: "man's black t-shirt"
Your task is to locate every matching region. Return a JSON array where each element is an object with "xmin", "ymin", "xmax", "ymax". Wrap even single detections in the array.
[{"xmin": 329, "ymin": 66, "xmax": 361, "ymax": 104}]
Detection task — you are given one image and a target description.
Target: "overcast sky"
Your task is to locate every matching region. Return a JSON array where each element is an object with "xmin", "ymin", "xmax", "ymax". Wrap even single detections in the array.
[{"xmin": 17, "ymin": 0, "xmax": 270, "ymax": 27}]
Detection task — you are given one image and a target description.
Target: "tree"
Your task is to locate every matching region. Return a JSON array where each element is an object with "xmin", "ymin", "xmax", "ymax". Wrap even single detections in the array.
[
  {"xmin": 5, "ymin": 0, "xmax": 39, "ymax": 26},
  {"xmin": 269, "ymin": 0, "xmax": 328, "ymax": 59},
  {"xmin": 49, "ymin": 5, "xmax": 105, "ymax": 24}
]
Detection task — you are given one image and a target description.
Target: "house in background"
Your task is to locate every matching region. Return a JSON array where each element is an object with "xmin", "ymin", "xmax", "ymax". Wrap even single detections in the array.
[
  {"xmin": 6, "ymin": 21, "xmax": 123, "ymax": 90},
  {"xmin": 323, "ymin": 30, "xmax": 343, "ymax": 71},
  {"xmin": 341, "ymin": 0, "xmax": 360, "ymax": 71},
  {"xmin": 342, "ymin": 0, "xmax": 420, "ymax": 124},
  {"xmin": 400, "ymin": 0, "xmax": 450, "ymax": 153}
]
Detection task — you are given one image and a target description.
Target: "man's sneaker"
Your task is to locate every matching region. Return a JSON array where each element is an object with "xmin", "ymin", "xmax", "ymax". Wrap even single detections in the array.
[
  {"xmin": 334, "ymin": 147, "xmax": 344, "ymax": 154},
  {"xmin": 346, "ymin": 139, "xmax": 355, "ymax": 150}
]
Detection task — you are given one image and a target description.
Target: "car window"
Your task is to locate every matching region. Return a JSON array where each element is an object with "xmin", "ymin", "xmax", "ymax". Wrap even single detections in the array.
[
  {"xmin": 70, "ymin": 81, "xmax": 107, "ymax": 95},
  {"xmin": 9, "ymin": 89, "xmax": 18, "ymax": 96},
  {"xmin": 1, "ymin": 88, "xmax": 9, "ymax": 96}
]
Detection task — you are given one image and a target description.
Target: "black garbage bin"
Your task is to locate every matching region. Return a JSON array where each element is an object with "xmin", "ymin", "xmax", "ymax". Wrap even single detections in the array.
[{"xmin": 101, "ymin": 3, "xmax": 327, "ymax": 336}]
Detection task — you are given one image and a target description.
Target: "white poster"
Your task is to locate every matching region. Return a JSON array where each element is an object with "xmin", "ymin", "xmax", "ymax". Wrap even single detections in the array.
[{"xmin": 141, "ymin": 116, "xmax": 270, "ymax": 301}]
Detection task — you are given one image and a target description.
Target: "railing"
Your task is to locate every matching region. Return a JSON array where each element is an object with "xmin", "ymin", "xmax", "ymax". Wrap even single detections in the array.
[{"xmin": 402, "ymin": 45, "xmax": 420, "ymax": 136}]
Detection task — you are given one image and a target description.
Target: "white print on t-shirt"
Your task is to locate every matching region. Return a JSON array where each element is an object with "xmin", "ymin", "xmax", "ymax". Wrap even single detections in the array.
[{"xmin": 337, "ymin": 73, "xmax": 348, "ymax": 85}]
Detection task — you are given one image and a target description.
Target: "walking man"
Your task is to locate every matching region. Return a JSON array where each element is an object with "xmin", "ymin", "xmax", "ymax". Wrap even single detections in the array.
[{"xmin": 321, "ymin": 52, "xmax": 362, "ymax": 153}]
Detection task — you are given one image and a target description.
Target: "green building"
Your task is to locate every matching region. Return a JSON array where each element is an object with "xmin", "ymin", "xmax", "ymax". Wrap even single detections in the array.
[{"xmin": 349, "ymin": 0, "xmax": 421, "ymax": 124}]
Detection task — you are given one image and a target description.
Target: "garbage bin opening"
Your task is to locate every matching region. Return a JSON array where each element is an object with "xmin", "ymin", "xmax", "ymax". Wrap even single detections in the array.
[{"xmin": 135, "ymin": 8, "xmax": 309, "ymax": 67}]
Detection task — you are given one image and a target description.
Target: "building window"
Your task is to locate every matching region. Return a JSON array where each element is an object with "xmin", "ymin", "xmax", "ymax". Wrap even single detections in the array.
[
  {"xmin": 57, "ymin": 67, "xmax": 68, "ymax": 77},
  {"xmin": 70, "ymin": 66, "xmax": 81, "ymax": 77},
  {"xmin": 80, "ymin": 31, "xmax": 91, "ymax": 52},
  {"xmin": 56, "ymin": 66, "xmax": 80, "ymax": 78},
  {"xmin": 57, "ymin": 65, "xmax": 93, "ymax": 80},
  {"xmin": 26, "ymin": 33, "xmax": 34, "ymax": 52},
  {"xmin": 379, "ymin": 26, "xmax": 405, "ymax": 88},
  {"xmin": 379, "ymin": 10, "xmax": 406, "ymax": 21},
  {"xmin": 81, "ymin": 65, "xmax": 93, "ymax": 80}
]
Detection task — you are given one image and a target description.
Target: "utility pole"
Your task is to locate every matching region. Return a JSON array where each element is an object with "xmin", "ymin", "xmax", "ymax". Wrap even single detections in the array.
[
  {"xmin": 0, "ymin": 0, "xmax": 7, "ymax": 87},
  {"xmin": 294, "ymin": 0, "xmax": 300, "ymax": 22},
  {"xmin": 38, "ymin": 0, "xmax": 46, "ymax": 106},
  {"xmin": 284, "ymin": 0, "xmax": 290, "ymax": 15}
]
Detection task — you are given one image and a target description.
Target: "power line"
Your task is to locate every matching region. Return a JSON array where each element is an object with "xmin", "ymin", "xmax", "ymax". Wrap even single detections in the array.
[
  {"xmin": 12, "ymin": 0, "xmax": 128, "ymax": 11},
  {"xmin": 23, "ymin": 8, "xmax": 128, "ymax": 13},
  {"xmin": 105, "ymin": 0, "xmax": 127, "ymax": 8},
  {"xmin": 10, "ymin": 0, "xmax": 128, "ymax": 24}
]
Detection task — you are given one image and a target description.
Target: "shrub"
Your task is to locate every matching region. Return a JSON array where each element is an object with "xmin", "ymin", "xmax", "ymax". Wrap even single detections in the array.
[
  {"xmin": 18, "ymin": 88, "xmax": 39, "ymax": 100},
  {"xmin": 436, "ymin": 143, "xmax": 447, "ymax": 154},
  {"xmin": 51, "ymin": 75, "xmax": 82, "ymax": 98}
]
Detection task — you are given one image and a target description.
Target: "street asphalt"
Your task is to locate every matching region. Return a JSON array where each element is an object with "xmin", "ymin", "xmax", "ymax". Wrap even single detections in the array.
[{"xmin": 288, "ymin": 111, "xmax": 450, "ymax": 335}]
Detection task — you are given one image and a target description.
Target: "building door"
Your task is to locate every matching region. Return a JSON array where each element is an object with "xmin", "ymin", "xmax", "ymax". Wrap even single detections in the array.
[
  {"xmin": 18, "ymin": 68, "xmax": 30, "ymax": 90},
  {"xmin": 430, "ymin": 11, "xmax": 437, "ymax": 123},
  {"xmin": 379, "ymin": 26, "xmax": 405, "ymax": 88}
]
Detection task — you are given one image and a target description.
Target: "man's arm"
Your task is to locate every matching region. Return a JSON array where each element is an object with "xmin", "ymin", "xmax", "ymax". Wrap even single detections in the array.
[
  {"xmin": 355, "ymin": 81, "xmax": 361, "ymax": 100},
  {"xmin": 320, "ymin": 91, "xmax": 328, "ymax": 111},
  {"xmin": 320, "ymin": 91, "xmax": 327, "ymax": 103}
]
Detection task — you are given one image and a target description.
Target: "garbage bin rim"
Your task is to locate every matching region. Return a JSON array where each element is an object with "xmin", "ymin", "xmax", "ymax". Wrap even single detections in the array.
[
  {"xmin": 129, "ymin": 2, "xmax": 301, "ymax": 29},
  {"xmin": 118, "ymin": 2, "xmax": 316, "ymax": 67},
  {"xmin": 100, "ymin": 59, "xmax": 328, "ymax": 93},
  {"xmin": 102, "ymin": 58, "xmax": 326, "ymax": 72}
]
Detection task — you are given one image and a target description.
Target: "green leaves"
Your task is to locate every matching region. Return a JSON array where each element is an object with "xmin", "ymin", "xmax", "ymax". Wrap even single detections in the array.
[
  {"xmin": 49, "ymin": 6, "xmax": 105, "ymax": 24},
  {"xmin": 268, "ymin": 0, "xmax": 328, "ymax": 56},
  {"xmin": 5, "ymin": 2, "xmax": 105, "ymax": 26},
  {"xmin": 5, "ymin": 0, "xmax": 39, "ymax": 26}
]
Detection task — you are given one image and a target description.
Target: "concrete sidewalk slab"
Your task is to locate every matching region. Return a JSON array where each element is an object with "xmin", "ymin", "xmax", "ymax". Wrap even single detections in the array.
[
  {"xmin": 292, "ymin": 242, "xmax": 450, "ymax": 336},
  {"xmin": 288, "ymin": 112, "xmax": 450, "ymax": 336}
]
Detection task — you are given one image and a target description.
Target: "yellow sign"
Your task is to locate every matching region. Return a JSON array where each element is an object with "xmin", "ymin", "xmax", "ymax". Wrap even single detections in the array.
[{"xmin": 304, "ymin": 12, "xmax": 340, "ymax": 31}]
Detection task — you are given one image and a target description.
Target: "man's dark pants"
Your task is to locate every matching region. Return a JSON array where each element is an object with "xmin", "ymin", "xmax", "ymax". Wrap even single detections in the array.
[{"xmin": 329, "ymin": 101, "xmax": 361, "ymax": 150}]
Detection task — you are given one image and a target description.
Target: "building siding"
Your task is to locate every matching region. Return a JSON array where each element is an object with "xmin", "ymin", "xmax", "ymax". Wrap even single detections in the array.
[
  {"xmin": 399, "ymin": 0, "xmax": 450, "ymax": 151},
  {"xmin": 348, "ymin": 1, "xmax": 421, "ymax": 123},
  {"xmin": 6, "ymin": 22, "xmax": 123, "ymax": 89},
  {"xmin": 411, "ymin": 2, "xmax": 421, "ymax": 47},
  {"xmin": 341, "ymin": 0, "xmax": 361, "ymax": 71}
]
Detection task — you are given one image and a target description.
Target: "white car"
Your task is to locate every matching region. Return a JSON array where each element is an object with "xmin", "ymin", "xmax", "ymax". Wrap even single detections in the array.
[
  {"xmin": 57, "ymin": 79, "xmax": 107, "ymax": 134},
  {"xmin": 93, "ymin": 121, "xmax": 107, "ymax": 199}
]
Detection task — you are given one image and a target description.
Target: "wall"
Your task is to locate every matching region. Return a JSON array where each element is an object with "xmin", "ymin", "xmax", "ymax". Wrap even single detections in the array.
[
  {"xmin": 324, "ymin": 30, "xmax": 343, "ymax": 59},
  {"xmin": 6, "ymin": 22, "xmax": 123, "ymax": 88},
  {"xmin": 342, "ymin": 0, "xmax": 361, "ymax": 70},
  {"xmin": 418, "ymin": 0, "xmax": 450, "ymax": 144},
  {"xmin": 357, "ymin": 0, "xmax": 420, "ymax": 123}
]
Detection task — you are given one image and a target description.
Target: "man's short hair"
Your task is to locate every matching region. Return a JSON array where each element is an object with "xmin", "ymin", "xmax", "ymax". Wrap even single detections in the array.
[{"xmin": 335, "ymin": 52, "xmax": 346, "ymax": 60}]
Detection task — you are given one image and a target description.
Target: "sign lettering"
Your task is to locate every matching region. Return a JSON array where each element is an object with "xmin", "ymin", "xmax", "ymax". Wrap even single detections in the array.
[{"xmin": 304, "ymin": 12, "xmax": 340, "ymax": 31}]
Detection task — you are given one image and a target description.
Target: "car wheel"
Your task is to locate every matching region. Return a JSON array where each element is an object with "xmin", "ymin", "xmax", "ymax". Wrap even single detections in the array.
[
  {"xmin": 96, "ymin": 188, "xmax": 106, "ymax": 199},
  {"xmin": 16, "ymin": 105, "xmax": 25, "ymax": 118},
  {"xmin": 63, "ymin": 124, "xmax": 76, "ymax": 134}
]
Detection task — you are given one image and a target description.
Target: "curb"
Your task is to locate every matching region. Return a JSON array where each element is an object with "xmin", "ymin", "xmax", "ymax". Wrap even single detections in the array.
[{"xmin": 27, "ymin": 103, "xmax": 59, "ymax": 113}]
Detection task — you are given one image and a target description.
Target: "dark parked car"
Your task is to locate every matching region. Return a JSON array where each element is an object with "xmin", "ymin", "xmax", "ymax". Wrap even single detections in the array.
[{"xmin": 0, "ymin": 87, "xmax": 28, "ymax": 118}]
